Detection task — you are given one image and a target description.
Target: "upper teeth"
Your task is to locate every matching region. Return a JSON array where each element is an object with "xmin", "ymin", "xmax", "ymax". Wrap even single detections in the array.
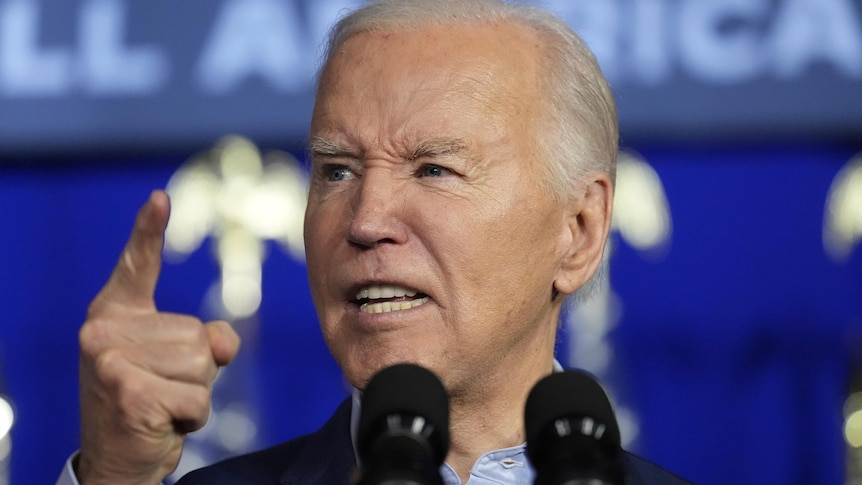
[{"xmin": 356, "ymin": 284, "xmax": 418, "ymax": 301}]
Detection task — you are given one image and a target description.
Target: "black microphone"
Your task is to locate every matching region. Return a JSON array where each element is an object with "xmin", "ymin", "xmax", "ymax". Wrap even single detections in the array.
[
  {"xmin": 525, "ymin": 370, "xmax": 624, "ymax": 485},
  {"xmin": 356, "ymin": 363, "xmax": 450, "ymax": 485}
]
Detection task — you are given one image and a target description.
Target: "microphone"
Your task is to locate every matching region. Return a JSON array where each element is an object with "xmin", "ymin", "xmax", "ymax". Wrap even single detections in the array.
[
  {"xmin": 525, "ymin": 370, "xmax": 623, "ymax": 485},
  {"xmin": 356, "ymin": 363, "xmax": 450, "ymax": 485}
]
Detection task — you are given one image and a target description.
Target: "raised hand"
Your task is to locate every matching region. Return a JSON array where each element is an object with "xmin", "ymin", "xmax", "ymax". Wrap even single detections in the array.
[{"xmin": 76, "ymin": 191, "xmax": 241, "ymax": 485}]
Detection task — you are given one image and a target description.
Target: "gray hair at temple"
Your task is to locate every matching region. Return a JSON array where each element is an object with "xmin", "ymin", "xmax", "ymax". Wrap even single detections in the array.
[{"xmin": 320, "ymin": 0, "xmax": 619, "ymax": 202}]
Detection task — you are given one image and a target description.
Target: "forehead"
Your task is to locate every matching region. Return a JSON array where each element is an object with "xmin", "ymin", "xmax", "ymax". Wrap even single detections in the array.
[{"xmin": 311, "ymin": 22, "xmax": 544, "ymax": 148}]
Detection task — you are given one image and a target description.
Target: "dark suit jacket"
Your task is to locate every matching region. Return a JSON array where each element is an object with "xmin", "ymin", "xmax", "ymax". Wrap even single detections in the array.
[{"xmin": 177, "ymin": 398, "xmax": 693, "ymax": 484}]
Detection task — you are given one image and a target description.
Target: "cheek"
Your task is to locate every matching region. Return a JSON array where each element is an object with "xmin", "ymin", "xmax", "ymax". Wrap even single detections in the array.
[
  {"xmin": 455, "ymin": 201, "xmax": 563, "ymax": 302},
  {"xmin": 423, "ymin": 198, "xmax": 532, "ymax": 302}
]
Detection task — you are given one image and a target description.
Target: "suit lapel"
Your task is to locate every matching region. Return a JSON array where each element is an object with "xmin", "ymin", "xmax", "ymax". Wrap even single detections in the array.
[{"xmin": 280, "ymin": 398, "xmax": 357, "ymax": 485}]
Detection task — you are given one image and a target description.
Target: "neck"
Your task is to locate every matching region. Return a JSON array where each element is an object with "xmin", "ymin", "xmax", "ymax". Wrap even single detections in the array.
[{"xmin": 444, "ymin": 345, "xmax": 556, "ymax": 482}]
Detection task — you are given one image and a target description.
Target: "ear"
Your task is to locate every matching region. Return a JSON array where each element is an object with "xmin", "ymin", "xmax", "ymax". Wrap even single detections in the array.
[{"xmin": 554, "ymin": 173, "xmax": 614, "ymax": 295}]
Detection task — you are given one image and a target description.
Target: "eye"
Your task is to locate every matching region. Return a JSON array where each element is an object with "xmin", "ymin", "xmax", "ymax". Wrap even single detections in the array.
[
  {"xmin": 417, "ymin": 164, "xmax": 451, "ymax": 178},
  {"xmin": 325, "ymin": 165, "xmax": 355, "ymax": 182}
]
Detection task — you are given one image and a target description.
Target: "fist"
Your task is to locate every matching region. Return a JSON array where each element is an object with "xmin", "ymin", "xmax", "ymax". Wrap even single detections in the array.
[{"xmin": 76, "ymin": 191, "xmax": 240, "ymax": 485}]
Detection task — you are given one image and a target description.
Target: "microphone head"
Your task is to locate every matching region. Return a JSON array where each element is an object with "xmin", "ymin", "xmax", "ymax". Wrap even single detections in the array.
[
  {"xmin": 524, "ymin": 370, "xmax": 622, "ymax": 485},
  {"xmin": 358, "ymin": 363, "xmax": 450, "ymax": 466},
  {"xmin": 525, "ymin": 370, "xmax": 620, "ymax": 447}
]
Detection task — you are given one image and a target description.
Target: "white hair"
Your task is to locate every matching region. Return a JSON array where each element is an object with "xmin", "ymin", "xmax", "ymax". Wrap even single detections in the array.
[{"xmin": 318, "ymin": 0, "xmax": 618, "ymax": 302}]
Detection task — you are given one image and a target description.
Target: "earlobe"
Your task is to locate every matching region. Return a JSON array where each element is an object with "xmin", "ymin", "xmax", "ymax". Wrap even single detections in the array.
[
  {"xmin": 553, "ymin": 173, "xmax": 613, "ymax": 296},
  {"xmin": 551, "ymin": 284, "xmax": 560, "ymax": 301}
]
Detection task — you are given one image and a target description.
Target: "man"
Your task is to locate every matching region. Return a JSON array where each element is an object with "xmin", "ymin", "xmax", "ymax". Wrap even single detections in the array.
[{"xmin": 59, "ymin": 0, "xmax": 692, "ymax": 483}]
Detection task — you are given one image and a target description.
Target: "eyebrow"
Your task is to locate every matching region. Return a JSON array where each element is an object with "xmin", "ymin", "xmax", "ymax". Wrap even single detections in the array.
[
  {"xmin": 308, "ymin": 136, "xmax": 469, "ymax": 160},
  {"xmin": 409, "ymin": 138, "xmax": 469, "ymax": 160},
  {"xmin": 308, "ymin": 137, "xmax": 354, "ymax": 158}
]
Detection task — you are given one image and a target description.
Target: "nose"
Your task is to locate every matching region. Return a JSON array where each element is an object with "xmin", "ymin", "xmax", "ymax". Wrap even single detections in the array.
[{"xmin": 347, "ymin": 168, "xmax": 408, "ymax": 248}]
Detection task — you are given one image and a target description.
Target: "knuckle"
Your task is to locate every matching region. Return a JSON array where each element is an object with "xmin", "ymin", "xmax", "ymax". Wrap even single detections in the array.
[
  {"xmin": 79, "ymin": 316, "xmax": 109, "ymax": 352},
  {"xmin": 78, "ymin": 321, "xmax": 100, "ymax": 355},
  {"xmin": 176, "ymin": 386, "xmax": 212, "ymax": 433},
  {"xmin": 188, "ymin": 319, "xmax": 208, "ymax": 343},
  {"xmin": 114, "ymin": 377, "xmax": 160, "ymax": 426},
  {"xmin": 79, "ymin": 318, "xmax": 117, "ymax": 355},
  {"xmin": 166, "ymin": 313, "xmax": 206, "ymax": 342},
  {"xmin": 190, "ymin": 385, "xmax": 212, "ymax": 413},
  {"xmin": 116, "ymin": 379, "xmax": 145, "ymax": 409},
  {"xmin": 184, "ymin": 345, "xmax": 213, "ymax": 379},
  {"xmin": 85, "ymin": 293, "xmax": 110, "ymax": 320},
  {"xmin": 92, "ymin": 348, "xmax": 126, "ymax": 383}
]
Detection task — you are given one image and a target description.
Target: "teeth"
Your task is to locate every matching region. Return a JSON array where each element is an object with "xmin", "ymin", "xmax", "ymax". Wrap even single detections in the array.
[
  {"xmin": 355, "ymin": 284, "xmax": 426, "ymax": 314},
  {"xmin": 360, "ymin": 297, "xmax": 429, "ymax": 314},
  {"xmin": 355, "ymin": 284, "xmax": 418, "ymax": 301}
]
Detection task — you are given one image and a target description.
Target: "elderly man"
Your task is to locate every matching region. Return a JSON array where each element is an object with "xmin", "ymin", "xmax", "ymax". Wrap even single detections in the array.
[{"xmin": 59, "ymin": 0, "xmax": 691, "ymax": 484}]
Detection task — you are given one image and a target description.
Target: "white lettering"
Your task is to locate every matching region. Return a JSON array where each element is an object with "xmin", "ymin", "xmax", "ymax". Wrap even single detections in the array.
[
  {"xmin": 196, "ymin": 0, "xmax": 309, "ymax": 94},
  {"xmin": 0, "ymin": 0, "xmax": 71, "ymax": 96},
  {"xmin": 79, "ymin": 0, "xmax": 169, "ymax": 95},
  {"xmin": 678, "ymin": 0, "xmax": 770, "ymax": 83},
  {"xmin": 630, "ymin": 0, "xmax": 671, "ymax": 84},
  {"xmin": 770, "ymin": 0, "xmax": 862, "ymax": 78}
]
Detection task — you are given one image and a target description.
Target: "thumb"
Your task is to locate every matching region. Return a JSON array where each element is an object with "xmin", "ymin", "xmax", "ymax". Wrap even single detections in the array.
[
  {"xmin": 206, "ymin": 320, "xmax": 242, "ymax": 367},
  {"xmin": 95, "ymin": 190, "xmax": 170, "ymax": 314}
]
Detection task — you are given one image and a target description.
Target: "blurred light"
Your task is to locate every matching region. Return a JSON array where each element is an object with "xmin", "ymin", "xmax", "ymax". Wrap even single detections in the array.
[
  {"xmin": 222, "ymin": 273, "xmax": 262, "ymax": 320},
  {"xmin": 846, "ymin": 392, "xmax": 862, "ymax": 448},
  {"xmin": 0, "ymin": 397, "xmax": 13, "ymax": 441},
  {"xmin": 613, "ymin": 151, "xmax": 672, "ymax": 258},
  {"xmin": 219, "ymin": 136, "xmax": 263, "ymax": 181},
  {"xmin": 164, "ymin": 135, "xmax": 308, "ymax": 319},
  {"xmin": 566, "ymin": 151, "xmax": 672, "ymax": 450},
  {"xmin": 215, "ymin": 406, "xmax": 258, "ymax": 452},
  {"xmin": 824, "ymin": 151, "xmax": 862, "ymax": 262},
  {"xmin": 569, "ymin": 275, "xmax": 620, "ymax": 374},
  {"xmin": 615, "ymin": 405, "xmax": 640, "ymax": 448},
  {"xmin": 847, "ymin": 411, "xmax": 862, "ymax": 448},
  {"xmin": 164, "ymin": 164, "xmax": 219, "ymax": 257}
]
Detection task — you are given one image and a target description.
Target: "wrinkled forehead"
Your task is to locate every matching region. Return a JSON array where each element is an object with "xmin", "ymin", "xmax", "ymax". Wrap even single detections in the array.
[{"xmin": 312, "ymin": 23, "xmax": 545, "ymax": 131}]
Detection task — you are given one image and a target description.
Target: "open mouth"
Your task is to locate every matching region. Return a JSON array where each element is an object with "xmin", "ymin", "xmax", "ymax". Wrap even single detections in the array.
[{"xmin": 355, "ymin": 284, "xmax": 430, "ymax": 314}]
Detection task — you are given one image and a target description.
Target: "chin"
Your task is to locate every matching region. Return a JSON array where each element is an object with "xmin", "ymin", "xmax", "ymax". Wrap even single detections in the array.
[{"xmin": 339, "ymin": 344, "xmax": 438, "ymax": 391}]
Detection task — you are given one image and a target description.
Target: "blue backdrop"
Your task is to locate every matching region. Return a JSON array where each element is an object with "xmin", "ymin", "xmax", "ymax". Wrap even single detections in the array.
[
  {"xmin": 2, "ymin": 1, "xmax": 862, "ymax": 483},
  {"xmin": 1, "ymin": 141, "xmax": 860, "ymax": 485}
]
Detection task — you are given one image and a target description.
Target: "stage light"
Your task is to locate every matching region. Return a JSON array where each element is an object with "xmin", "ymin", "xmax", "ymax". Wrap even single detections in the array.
[
  {"xmin": 566, "ymin": 150, "xmax": 673, "ymax": 449},
  {"xmin": 614, "ymin": 151, "xmax": 673, "ymax": 257},
  {"xmin": 845, "ymin": 392, "xmax": 862, "ymax": 448},
  {"xmin": 164, "ymin": 135, "xmax": 308, "ymax": 319},
  {"xmin": 824, "ymin": 151, "xmax": 862, "ymax": 262},
  {"xmin": 0, "ymin": 397, "xmax": 13, "ymax": 443}
]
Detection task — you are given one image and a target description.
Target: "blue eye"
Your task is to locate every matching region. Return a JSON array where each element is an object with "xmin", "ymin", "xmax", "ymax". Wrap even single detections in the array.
[
  {"xmin": 326, "ymin": 166, "xmax": 353, "ymax": 182},
  {"xmin": 418, "ymin": 164, "xmax": 449, "ymax": 177}
]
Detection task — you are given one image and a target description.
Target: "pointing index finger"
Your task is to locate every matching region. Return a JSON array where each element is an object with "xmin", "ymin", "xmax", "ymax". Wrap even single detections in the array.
[{"xmin": 95, "ymin": 190, "xmax": 171, "ymax": 314}]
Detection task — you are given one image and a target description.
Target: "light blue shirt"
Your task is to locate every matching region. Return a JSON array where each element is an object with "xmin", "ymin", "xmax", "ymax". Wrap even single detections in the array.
[
  {"xmin": 440, "ymin": 446, "xmax": 533, "ymax": 485},
  {"xmin": 55, "ymin": 456, "xmax": 77, "ymax": 485}
]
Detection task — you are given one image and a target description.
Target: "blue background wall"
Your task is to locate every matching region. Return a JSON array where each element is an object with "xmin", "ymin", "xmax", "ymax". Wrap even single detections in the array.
[
  {"xmin": 1, "ymin": 141, "xmax": 859, "ymax": 484},
  {"xmin": 1, "ymin": 0, "xmax": 862, "ymax": 483}
]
